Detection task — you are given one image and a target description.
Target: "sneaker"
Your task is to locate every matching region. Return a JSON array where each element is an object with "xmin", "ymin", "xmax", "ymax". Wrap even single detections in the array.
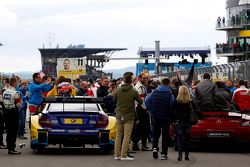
[
  {"xmin": 160, "ymin": 154, "xmax": 168, "ymax": 160},
  {"xmin": 153, "ymin": 148, "xmax": 158, "ymax": 159},
  {"xmin": 132, "ymin": 145, "xmax": 140, "ymax": 151},
  {"xmin": 185, "ymin": 156, "xmax": 190, "ymax": 161},
  {"xmin": 121, "ymin": 156, "xmax": 134, "ymax": 161},
  {"xmin": 0, "ymin": 145, "xmax": 7, "ymax": 149},
  {"xmin": 18, "ymin": 136, "xmax": 28, "ymax": 140},
  {"xmin": 141, "ymin": 145, "xmax": 152, "ymax": 151},
  {"xmin": 114, "ymin": 156, "xmax": 121, "ymax": 160},
  {"xmin": 8, "ymin": 150, "xmax": 21, "ymax": 155}
]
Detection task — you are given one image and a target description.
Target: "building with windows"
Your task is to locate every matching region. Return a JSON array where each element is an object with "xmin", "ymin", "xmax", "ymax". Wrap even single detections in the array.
[{"xmin": 216, "ymin": 0, "xmax": 250, "ymax": 62}]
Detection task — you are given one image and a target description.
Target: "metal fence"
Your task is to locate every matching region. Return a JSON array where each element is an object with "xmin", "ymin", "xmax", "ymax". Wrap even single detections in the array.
[{"xmin": 156, "ymin": 60, "xmax": 250, "ymax": 82}]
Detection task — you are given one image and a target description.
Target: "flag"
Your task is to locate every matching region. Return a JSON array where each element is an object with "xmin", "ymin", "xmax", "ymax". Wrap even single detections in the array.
[
  {"xmin": 185, "ymin": 63, "xmax": 195, "ymax": 87},
  {"xmin": 176, "ymin": 64, "xmax": 200, "ymax": 115}
]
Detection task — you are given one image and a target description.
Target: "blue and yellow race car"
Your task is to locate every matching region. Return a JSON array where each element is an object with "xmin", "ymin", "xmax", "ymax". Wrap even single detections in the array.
[{"xmin": 30, "ymin": 97, "xmax": 116, "ymax": 152}]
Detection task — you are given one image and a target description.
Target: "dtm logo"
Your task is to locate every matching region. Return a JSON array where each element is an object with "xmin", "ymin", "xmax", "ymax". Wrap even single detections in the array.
[{"xmin": 3, "ymin": 93, "xmax": 11, "ymax": 100}]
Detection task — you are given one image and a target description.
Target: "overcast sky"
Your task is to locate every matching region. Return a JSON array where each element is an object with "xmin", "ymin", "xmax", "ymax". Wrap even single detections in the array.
[{"xmin": 0, "ymin": 0, "xmax": 227, "ymax": 73}]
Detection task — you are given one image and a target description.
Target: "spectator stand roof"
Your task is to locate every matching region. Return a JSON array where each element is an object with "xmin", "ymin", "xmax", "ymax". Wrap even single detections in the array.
[
  {"xmin": 138, "ymin": 47, "xmax": 211, "ymax": 57},
  {"xmin": 39, "ymin": 47, "xmax": 126, "ymax": 78},
  {"xmin": 39, "ymin": 48, "xmax": 127, "ymax": 59}
]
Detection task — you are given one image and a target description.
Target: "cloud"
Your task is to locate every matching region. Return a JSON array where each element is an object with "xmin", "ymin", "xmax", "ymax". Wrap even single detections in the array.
[
  {"xmin": 1, "ymin": 0, "xmax": 96, "ymax": 6},
  {"xmin": 0, "ymin": 0, "xmax": 227, "ymax": 73},
  {"xmin": 0, "ymin": 6, "xmax": 17, "ymax": 27}
]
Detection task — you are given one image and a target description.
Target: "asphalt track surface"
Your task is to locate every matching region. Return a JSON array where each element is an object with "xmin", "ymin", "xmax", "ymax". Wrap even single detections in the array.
[{"xmin": 1, "ymin": 131, "xmax": 250, "ymax": 167}]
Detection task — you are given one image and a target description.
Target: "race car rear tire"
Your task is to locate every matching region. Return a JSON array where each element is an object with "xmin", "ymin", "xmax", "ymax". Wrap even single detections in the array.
[
  {"xmin": 36, "ymin": 147, "xmax": 45, "ymax": 154},
  {"xmin": 100, "ymin": 145, "xmax": 113, "ymax": 153},
  {"xmin": 30, "ymin": 145, "xmax": 45, "ymax": 153}
]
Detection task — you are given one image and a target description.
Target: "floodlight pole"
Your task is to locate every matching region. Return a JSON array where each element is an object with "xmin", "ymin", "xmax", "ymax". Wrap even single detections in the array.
[{"xmin": 155, "ymin": 40, "xmax": 160, "ymax": 76}]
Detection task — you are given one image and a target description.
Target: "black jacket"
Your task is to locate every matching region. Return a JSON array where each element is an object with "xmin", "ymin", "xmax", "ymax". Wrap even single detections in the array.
[
  {"xmin": 173, "ymin": 100, "xmax": 191, "ymax": 124},
  {"xmin": 97, "ymin": 86, "xmax": 109, "ymax": 97}
]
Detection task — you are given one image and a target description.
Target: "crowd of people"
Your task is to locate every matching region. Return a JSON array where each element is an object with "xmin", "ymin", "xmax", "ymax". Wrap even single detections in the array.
[
  {"xmin": 216, "ymin": 42, "xmax": 249, "ymax": 54},
  {"xmin": 0, "ymin": 72, "xmax": 249, "ymax": 160}
]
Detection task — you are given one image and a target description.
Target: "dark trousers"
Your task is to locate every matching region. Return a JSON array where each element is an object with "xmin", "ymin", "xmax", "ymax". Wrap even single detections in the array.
[
  {"xmin": 5, "ymin": 109, "xmax": 19, "ymax": 151},
  {"xmin": 152, "ymin": 117, "xmax": 170, "ymax": 155},
  {"xmin": 132, "ymin": 105, "xmax": 150, "ymax": 146},
  {"xmin": 0, "ymin": 110, "xmax": 4, "ymax": 145},
  {"xmin": 176, "ymin": 123, "xmax": 191, "ymax": 154}
]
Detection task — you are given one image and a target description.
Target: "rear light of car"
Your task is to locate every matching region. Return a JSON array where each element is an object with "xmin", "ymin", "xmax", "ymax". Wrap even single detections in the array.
[
  {"xmin": 95, "ymin": 114, "xmax": 109, "ymax": 128},
  {"xmin": 39, "ymin": 115, "xmax": 52, "ymax": 128},
  {"xmin": 241, "ymin": 121, "xmax": 250, "ymax": 127}
]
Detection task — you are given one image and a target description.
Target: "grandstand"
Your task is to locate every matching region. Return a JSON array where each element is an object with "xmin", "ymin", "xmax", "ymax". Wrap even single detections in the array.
[{"xmin": 39, "ymin": 46, "xmax": 126, "ymax": 80}]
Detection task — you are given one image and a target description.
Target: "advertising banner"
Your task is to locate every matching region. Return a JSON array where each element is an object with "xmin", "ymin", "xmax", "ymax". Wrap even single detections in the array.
[
  {"xmin": 212, "ymin": 72, "xmax": 228, "ymax": 82},
  {"xmin": 57, "ymin": 58, "xmax": 86, "ymax": 79}
]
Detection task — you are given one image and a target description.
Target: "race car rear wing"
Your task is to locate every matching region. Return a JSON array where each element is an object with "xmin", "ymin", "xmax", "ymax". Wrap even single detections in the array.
[{"xmin": 44, "ymin": 96, "xmax": 104, "ymax": 104}]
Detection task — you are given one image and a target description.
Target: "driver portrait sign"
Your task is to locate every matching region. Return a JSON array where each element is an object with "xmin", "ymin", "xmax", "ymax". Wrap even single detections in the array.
[{"xmin": 57, "ymin": 58, "xmax": 86, "ymax": 79}]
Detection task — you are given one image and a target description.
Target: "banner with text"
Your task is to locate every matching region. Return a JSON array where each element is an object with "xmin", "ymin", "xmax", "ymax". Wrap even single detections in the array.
[{"xmin": 57, "ymin": 58, "xmax": 86, "ymax": 79}]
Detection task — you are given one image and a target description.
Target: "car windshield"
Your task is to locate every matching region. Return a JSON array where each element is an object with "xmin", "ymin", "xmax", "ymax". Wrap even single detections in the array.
[{"xmin": 47, "ymin": 103, "xmax": 101, "ymax": 112}]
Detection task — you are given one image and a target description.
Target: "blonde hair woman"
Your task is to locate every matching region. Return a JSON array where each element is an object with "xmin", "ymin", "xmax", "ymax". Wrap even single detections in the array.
[{"xmin": 174, "ymin": 85, "xmax": 192, "ymax": 161}]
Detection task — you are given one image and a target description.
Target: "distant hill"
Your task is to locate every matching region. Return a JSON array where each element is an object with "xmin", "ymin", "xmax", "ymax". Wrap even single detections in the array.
[
  {"xmin": 103, "ymin": 66, "xmax": 136, "ymax": 79},
  {"xmin": 6, "ymin": 71, "xmax": 34, "ymax": 80},
  {"xmin": 3, "ymin": 66, "xmax": 136, "ymax": 80}
]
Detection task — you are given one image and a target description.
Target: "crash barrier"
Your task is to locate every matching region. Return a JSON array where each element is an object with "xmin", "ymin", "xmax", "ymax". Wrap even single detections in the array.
[{"xmin": 154, "ymin": 60, "xmax": 250, "ymax": 82}]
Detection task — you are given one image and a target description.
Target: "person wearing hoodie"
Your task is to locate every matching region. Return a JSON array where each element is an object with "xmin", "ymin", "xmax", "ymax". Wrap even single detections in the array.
[
  {"xmin": 113, "ymin": 74, "xmax": 143, "ymax": 161},
  {"xmin": 145, "ymin": 78, "xmax": 174, "ymax": 160}
]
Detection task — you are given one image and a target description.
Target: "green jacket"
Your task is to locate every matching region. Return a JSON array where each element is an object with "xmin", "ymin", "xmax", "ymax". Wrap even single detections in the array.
[{"xmin": 113, "ymin": 83, "xmax": 143, "ymax": 122}]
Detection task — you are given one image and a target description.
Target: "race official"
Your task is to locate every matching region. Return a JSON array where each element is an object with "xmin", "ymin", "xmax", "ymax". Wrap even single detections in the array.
[{"xmin": 1, "ymin": 77, "xmax": 22, "ymax": 154}]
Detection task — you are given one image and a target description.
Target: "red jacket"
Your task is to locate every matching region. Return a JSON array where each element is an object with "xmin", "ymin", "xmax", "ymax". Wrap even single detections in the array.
[{"xmin": 232, "ymin": 86, "xmax": 250, "ymax": 112}]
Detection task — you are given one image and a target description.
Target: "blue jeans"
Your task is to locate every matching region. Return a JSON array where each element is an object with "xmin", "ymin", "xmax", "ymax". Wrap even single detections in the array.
[
  {"xmin": 18, "ymin": 109, "xmax": 26, "ymax": 136},
  {"xmin": 176, "ymin": 123, "xmax": 191, "ymax": 153}
]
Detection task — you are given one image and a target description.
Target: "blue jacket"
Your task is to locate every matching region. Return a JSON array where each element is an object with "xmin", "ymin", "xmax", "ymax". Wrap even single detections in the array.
[
  {"xmin": 227, "ymin": 86, "xmax": 236, "ymax": 96},
  {"xmin": 145, "ymin": 85, "xmax": 174, "ymax": 121},
  {"xmin": 28, "ymin": 82, "xmax": 53, "ymax": 106},
  {"xmin": 19, "ymin": 86, "xmax": 28, "ymax": 110}
]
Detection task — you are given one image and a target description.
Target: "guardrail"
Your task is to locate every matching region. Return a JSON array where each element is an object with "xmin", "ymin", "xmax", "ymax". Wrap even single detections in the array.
[{"xmin": 154, "ymin": 60, "xmax": 250, "ymax": 81}]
